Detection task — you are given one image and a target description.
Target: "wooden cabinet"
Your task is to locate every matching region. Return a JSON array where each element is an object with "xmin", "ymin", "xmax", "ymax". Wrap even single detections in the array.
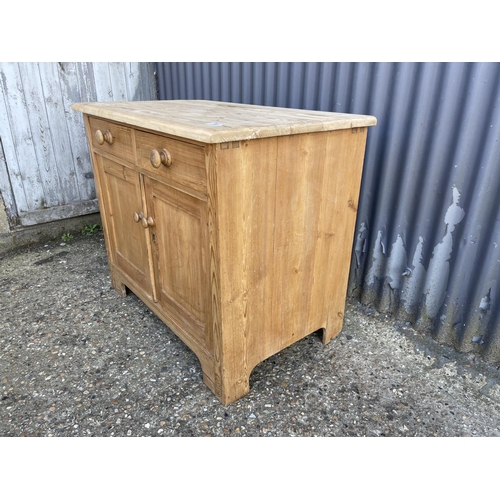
[{"xmin": 73, "ymin": 100, "xmax": 376, "ymax": 405}]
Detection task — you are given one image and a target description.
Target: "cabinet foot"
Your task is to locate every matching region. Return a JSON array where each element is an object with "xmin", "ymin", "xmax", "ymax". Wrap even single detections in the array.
[
  {"xmin": 206, "ymin": 370, "xmax": 251, "ymax": 406},
  {"xmin": 321, "ymin": 324, "xmax": 342, "ymax": 344},
  {"xmin": 322, "ymin": 309, "xmax": 348, "ymax": 344},
  {"xmin": 111, "ymin": 275, "xmax": 127, "ymax": 297},
  {"xmin": 219, "ymin": 377, "xmax": 251, "ymax": 406},
  {"xmin": 199, "ymin": 364, "xmax": 250, "ymax": 405}
]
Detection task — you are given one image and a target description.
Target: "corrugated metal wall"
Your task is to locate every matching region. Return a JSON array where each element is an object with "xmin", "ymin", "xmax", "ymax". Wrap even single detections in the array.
[
  {"xmin": 0, "ymin": 62, "xmax": 157, "ymax": 228},
  {"xmin": 157, "ymin": 62, "xmax": 500, "ymax": 365}
]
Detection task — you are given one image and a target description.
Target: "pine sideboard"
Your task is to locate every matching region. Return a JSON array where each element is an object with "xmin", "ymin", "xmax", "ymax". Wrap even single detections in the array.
[{"xmin": 72, "ymin": 100, "xmax": 376, "ymax": 405}]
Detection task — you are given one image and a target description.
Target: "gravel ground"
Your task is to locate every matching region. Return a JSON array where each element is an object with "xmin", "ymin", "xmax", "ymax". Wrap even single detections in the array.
[{"xmin": 1, "ymin": 229, "xmax": 500, "ymax": 437}]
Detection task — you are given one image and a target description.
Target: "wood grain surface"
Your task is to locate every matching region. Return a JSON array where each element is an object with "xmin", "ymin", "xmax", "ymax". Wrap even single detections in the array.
[
  {"xmin": 72, "ymin": 100, "xmax": 377, "ymax": 143},
  {"xmin": 77, "ymin": 100, "xmax": 375, "ymax": 405}
]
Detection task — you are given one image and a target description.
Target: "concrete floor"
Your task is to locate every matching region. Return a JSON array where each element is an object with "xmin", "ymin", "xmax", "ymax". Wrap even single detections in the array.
[{"xmin": 1, "ymin": 230, "xmax": 500, "ymax": 436}]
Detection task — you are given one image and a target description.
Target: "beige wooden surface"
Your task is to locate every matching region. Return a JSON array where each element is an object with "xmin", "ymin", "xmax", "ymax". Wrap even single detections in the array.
[
  {"xmin": 72, "ymin": 100, "xmax": 376, "ymax": 143},
  {"xmin": 135, "ymin": 130, "xmax": 207, "ymax": 193},
  {"xmin": 211, "ymin": 130, "xmax": 369, "ymax": 403},
  {"xmin": 77, "ymin": 101, "xmax": 376, "ymax": 405},
  {"xmin": 145, "ymin": 179, "xmax": 209, "ymax": 344}
]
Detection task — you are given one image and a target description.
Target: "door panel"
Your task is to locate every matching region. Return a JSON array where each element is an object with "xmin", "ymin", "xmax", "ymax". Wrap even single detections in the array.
[
  {"xmin": 145, "ymin": 177, "xmax": 208, "ymax": 346},
  {"xmin": 0, "ymin": 62, "xmax": 157, "ymax": 228},
  {"xmin": 97, "ymin": 155, "xmax": 153, "ymax": 299}
]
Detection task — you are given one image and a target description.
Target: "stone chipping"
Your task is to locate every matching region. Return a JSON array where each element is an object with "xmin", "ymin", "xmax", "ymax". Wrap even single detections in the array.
[{"xmin": 1, "ymin": 231, "xmax": 500, "ymax": 437}]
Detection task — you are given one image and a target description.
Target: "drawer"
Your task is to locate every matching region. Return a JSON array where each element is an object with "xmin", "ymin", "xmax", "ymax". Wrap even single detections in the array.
[
  {"xmin": 88, "ymin": 117, "xmax": 135, "ymax": 164},
  {"xmin": 136, "ymin": 130, "xmax": 206, "ymax": 192}
]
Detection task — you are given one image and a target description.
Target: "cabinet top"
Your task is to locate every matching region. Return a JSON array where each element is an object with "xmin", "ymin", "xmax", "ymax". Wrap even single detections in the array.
[{"xmin": 72, "ymin": 100, "xmax": 376, "ymax": 143}]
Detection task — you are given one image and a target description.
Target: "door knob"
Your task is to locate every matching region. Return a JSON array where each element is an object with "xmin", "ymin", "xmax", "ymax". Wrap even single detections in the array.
[
  {"xmin": 95, "ymin": 129, "xmax": 114, "ymax": 145},
  {"xmin": 150, "ymin": 148, "xmax": 172, "ymax": 168},
  {"xmin": 141, "ymin": 216, "xmax": 155, "ymax": 228}
]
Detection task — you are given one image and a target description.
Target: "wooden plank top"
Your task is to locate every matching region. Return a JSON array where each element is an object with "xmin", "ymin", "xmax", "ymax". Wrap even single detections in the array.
[{"xmin": 72, "ymin": 100, "xmax": 377, "ymax": 143}]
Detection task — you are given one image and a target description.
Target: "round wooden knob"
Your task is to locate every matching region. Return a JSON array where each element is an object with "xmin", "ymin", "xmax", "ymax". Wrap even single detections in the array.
[
  {"xmin": 95, "ymin": 129, "xmax": 104, "ymax": 145},
  {"xmin": 103, "ymin": 130, "xmax": 114, "ymax": 144},
  {"xmin": 95, "ymin": 129, "xmax": 114, "ymax": 145},
  {"xmin": 141, "ymin": 216, "xmax": 155, "ymax": 228},
  {"xmin": 133, "ymin": 212, "xmax": 143, "ymax": 223},
  {"xmin": 150, "ymin": 148, "xmax": 172, "ymax": 168}
]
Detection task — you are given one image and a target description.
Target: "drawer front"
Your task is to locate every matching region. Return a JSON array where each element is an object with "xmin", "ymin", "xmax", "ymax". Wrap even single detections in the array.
[
  {"xmin": 136, "ymin": 130, "xmax": 206, "ymax": 192},
  {"xmin": 88, "ymin": 117, "xmax": 135, "ymax": 164}
]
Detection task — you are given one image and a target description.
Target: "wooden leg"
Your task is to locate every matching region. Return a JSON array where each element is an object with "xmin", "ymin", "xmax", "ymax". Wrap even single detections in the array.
[
  {"xmin": 201, "ymin": 366, "xmax": 250, "ymax": 406},
  {"xmin": 111, "ymin": 274, "xmax": 127, "ymax": 297},
  {"xmin": 322, "ymin": 311, "xmax": 345, "ymax": 344},
  {"xmin": 220, "ymin": 375, "xmax": 251, "ymax": 406}
]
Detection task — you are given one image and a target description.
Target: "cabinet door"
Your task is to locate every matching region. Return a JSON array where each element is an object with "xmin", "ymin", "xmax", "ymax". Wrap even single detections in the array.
[
  {"xmin": 144, "ymin": 177, "xmax": 209, "ymax": 347},
  {"xmin": 96, "ymin": 155, "xmax": 153, "ymax": 299}
]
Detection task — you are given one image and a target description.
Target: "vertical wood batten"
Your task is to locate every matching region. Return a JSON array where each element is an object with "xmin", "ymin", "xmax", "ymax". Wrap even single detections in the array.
[
  {"xmin": 38, "ymin": 62, "xmax": 82, "ymax": 203},
  {"xmin": 108, "ymin": 63, "xmax": 129, "ymax": 102},
  {"xmin": 58, "ymin": 62, "xmax": 96, "ymax": 202},
  {"xmin": 0, "ymin": 62, "xmax": 43, "ymax": 213},
  {"xmin": 93, "ymin": 62, "xmax": 114, "ymax": 101},
  {"xmin": 0, "ymin": 62, "xmax": 157, "ymax": 228},
  {"xmin": 0, "ymin": 66, "xmax": 29, "ymax": 216},
  {"xmin": 76, "ymin": 63, "xmax": 97, "ymax": 103},
  {"xmin": 17, "ymin": 63, "xmax": 61, "ymax": 208},
  {"xmin": 0, "ymin": 137, "xmax": 17, "ymax": 222},
  {"xmin": 124, "ymin": 62, "xmax": 137, "ymax": 100}
]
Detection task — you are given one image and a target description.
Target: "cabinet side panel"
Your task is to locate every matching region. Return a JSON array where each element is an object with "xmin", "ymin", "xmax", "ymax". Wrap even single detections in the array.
[
  {"xmin": 212, "ymin": 138, "xmax": 278, "ymax": 403},
  {"xmin": 320, "ymin": 128, "xmax": 369, "ymax": 340},
  {"xmin": 211, "ymin": 130, "xmax": 368, "ymax": 403},
  {"xmin": 274, "ymin": 128, "xmax": 369, "ymax": 345},
  {"xmin": 272, "ymin": 132, "xmax": 328, "ymax": 347}
]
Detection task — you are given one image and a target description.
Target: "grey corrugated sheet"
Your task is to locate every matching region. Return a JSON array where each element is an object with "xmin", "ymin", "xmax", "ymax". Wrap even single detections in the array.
[{"xmin": 156, "ymin": 62, "xmax": 500, "ymax": 365}]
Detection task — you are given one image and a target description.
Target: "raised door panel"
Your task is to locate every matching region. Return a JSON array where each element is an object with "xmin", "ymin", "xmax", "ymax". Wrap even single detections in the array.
[
  {"xmin": 97, "ymin": 155, "xmax": 153, "ymax": 299},
  {"xmin": 144, "ymin": 177, "xmax": 209, "ymax": 348}
]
